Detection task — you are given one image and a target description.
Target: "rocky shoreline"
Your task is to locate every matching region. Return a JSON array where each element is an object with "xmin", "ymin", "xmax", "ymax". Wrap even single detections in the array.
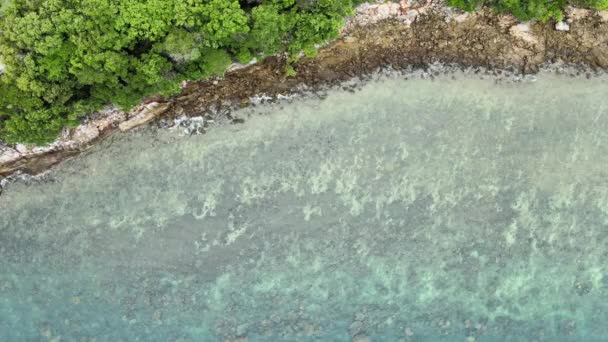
[{"xmin": 2, "ymin": 1, "xmax": 608, "ymax": 186}]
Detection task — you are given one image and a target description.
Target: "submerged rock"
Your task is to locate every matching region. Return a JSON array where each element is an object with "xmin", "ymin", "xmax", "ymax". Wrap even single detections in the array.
[{"xmin": 352, "ymin": 334, "xmax": 371, "ymax": 342}]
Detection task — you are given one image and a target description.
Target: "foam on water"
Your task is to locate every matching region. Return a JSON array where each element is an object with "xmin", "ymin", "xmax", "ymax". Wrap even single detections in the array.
[{"xmin": 1, "ymin": 72, "xmax": 608, "ymax": 341}]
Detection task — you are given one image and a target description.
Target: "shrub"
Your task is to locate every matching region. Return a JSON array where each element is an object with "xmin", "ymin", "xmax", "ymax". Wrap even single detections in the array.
[
  {"xmin": 285, "ymin": 64, "xmax": 298, "ymax": 77},
  {"xmin": 574, "ymin": 0, "xmax": 608, "ymax": 9},
  {"xmin": 492, "ymin": 0, "xmax": 566, "ymax": 21},
  {"xmin": 446, "ymin": 0, "xmax": 485, "ymax": 11},
  {"xmin": 154, "ymin": 29, "xmax": 202, "ymax": 63},
  {"xmin": 249, "ymin": 4, "xmax": 297, "ymax": 55},
  {"xmin": 199, "ymin": 48, "xmax": 233, "ymax": 77},
  {"xmin": 236, "ymin": 49, "xmax": 254, "ymax": 64},
  {"xmin": 2, "ymin": 108, "xmax": 69, "ymax": 145}
]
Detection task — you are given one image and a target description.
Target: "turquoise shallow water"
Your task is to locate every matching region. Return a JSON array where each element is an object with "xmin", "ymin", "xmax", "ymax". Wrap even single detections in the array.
[{"xmin": 1, "ymin": 72, "xmax": 608, "ymax": 341}]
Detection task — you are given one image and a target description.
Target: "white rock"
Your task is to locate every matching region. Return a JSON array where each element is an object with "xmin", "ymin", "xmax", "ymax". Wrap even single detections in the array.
[
  {"xmin": 31, "ymin": 144, "xmax": 56, "ymax": 154},
  {"xmin": 227, "ymin": 56, "xmax": 259, "ymax": 73},
  {"xmin": 15, "ymin": 144, "xmax": 29, "ymax": 154},
  {"xmin": 377, "ymin": 4, "xmax": 391, "ymax": 17},
  {"xmin": 119, "ymin": 102, "xmax": 169, "ymax": 132},
  {"xmin": 510, "ymin": 22, "xmax": 539, "ymax": 45},
  {"xmin": 72, "ymin": 124, "xmax": 100, "ymax": 144},
  {"xmin": 512, "ymin": 22, "xmax": 531, "ymax": 33},
  {"xmin": 250, "ymin": 94, "xmax": 273, "ymax": 105},
  {"xmin": 555, "ymin": 21, "xmax": 570, "ymax": 31},
  {"xmin": 453, "ymin": 12, "xmax": 471, "ymax": 23},
  {"xmin": 402, "ymin": 9, "xmax": 419, "ymax": 24},
  {"xmin": 348, "ymin": 1, "xmax": 426, "ymax": 28},
  {"xmin": 0, "ymin": 148, "xmax": 22, "ymax": 164},
  {"xmin": 599, "ymin": 10, "xmax": 608, "ymax": 22}
]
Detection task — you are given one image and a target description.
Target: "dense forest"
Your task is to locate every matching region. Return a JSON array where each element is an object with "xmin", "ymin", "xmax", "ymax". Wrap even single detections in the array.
[
  {"xmin": 0, "ymin": 0, "xmax": 356, "ymax": 144},
  {"xmin": 0, "ymin": 0, "xmax": 606, "ymax": 145}
]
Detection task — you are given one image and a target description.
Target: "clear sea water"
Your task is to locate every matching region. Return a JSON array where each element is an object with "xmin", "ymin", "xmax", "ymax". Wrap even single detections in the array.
[{"xmin": 1, "ymin": 71, "xmax": 608, "ymax": 341}]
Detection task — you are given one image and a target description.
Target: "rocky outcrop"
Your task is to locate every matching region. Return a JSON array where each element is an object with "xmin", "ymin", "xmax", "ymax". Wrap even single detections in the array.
[
  {"xmin": 2, "ymin": 1, "xmax": 608, "ymax": 181},
  {"xmin": 118, "ymin": 102, "xmax": 170, "ymax": 132},
  {"xmin": 0, "ymin": 104, "xmax": 153, "ymax": 177}
]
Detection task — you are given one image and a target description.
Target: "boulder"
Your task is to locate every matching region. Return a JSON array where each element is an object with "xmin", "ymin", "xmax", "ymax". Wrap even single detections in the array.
[
  {"xmin": 555, "ymin": 21, "xmax": 570, "ymax": 31},
  {"xmin": 118, "ymin": 103, "xmax": 170, "ymax": 132}
]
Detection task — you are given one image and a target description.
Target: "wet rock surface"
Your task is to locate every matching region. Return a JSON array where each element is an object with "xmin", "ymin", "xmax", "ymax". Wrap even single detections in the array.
[{"xmin": 2, "ymin": 4, "xmax": 608, "ymax": 183}]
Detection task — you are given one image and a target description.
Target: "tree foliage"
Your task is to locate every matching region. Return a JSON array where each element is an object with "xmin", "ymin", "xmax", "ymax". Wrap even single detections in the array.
[
  {"xmin": 447, "ymin": 0, "xmax": 567, "ymax": 21},
  {"xmin": 0, "ymin": 0, "xmax": 354, "ymax": 144},
  {"xmin": 492, "ymin": 0, "xmax": 566, "ymax": 21},
  {"xmin": 446, "ymin": 0, "xmax": 484, "ymax": 12},
  {"xmin": 574, "ymin": 0, "xmax": 608, "ymax": 9}
]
